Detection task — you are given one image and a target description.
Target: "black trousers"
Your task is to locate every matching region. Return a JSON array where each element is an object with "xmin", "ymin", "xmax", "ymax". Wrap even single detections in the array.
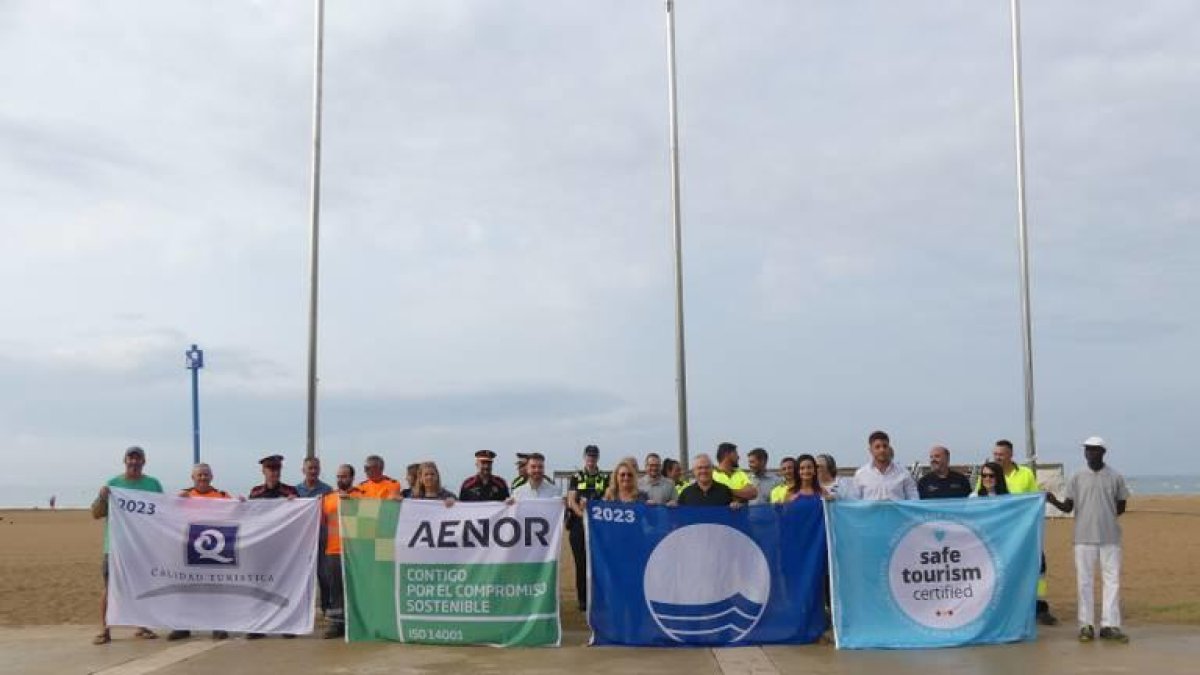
[
  {"xmin": 322, "ymin": 554, "xmax": 344, "ymax": 624},
  {"xmin": 317, "ymin": 550, "xmax": 331, "ymax": 613},
  {"xmin": 568, "ymin": 519, "xmax": 587, "ymax": 609}
]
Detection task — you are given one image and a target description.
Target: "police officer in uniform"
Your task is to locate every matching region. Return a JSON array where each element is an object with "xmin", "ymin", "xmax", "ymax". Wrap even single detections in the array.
[
  {"xmin": 458, "ymin": 450, "xmax": 510, "ymax": 502},
  {"xmin": 566, "ymin": 444, "xmax": 608, "ymax": 611},
  {"xmin": 247, "ymin": 455, "xmax": 297, "ymax": 639},
  {"xmin": 511, "ymin": 452, "xmax": 531, "ymax": 491}
]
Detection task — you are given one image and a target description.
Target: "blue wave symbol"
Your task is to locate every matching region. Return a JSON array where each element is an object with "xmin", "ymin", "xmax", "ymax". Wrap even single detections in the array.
[{"xmin": 650, "ymin": 593, "xmax": 764, "ymax": 637}]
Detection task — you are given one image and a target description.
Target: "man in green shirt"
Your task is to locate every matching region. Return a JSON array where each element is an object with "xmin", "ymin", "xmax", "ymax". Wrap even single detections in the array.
[{"xmin": 92, "ymin": 446, "xmax": 163, "ymax": 645}]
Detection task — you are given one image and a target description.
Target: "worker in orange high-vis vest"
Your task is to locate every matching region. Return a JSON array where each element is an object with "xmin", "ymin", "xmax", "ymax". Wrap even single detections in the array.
[
  {"xmin": 170, "ymin": 463, "xmax": 233, "ymax": 641},
  {"xmin": 357, "ymin": 454, "xmax": 401, "ymax": 499},
  {"xmin": 321, "ymin": 464, "xmax": 364, "ymax": 639}
]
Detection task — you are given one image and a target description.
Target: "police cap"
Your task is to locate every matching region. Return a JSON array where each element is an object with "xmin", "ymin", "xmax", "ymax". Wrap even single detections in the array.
[
  {"xmin": 259, "ymin": 454, "xmax": 284, "ymax": 468},
  {"xmin": 475, "ymin": 449, "xmax": 497, "ymax": 462}
]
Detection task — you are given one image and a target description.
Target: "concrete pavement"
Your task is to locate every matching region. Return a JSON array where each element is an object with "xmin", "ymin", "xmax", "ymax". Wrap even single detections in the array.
[{"xmin": 1, "ymin": 624, "xmax": 1195, "ymax": 675}]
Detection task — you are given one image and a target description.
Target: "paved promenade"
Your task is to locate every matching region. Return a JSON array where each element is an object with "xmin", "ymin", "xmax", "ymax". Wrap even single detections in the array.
[{"xmin": 2, "ymin": 624, "xmax": 1195, "ymax": 675}]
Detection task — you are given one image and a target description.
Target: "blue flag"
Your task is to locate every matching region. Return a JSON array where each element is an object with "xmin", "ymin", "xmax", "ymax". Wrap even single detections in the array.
[
  {"xmin": 587, "ymin": 500, "xmax": 827, "ymax": 646},
  {"xmin": 826, "ymin": 493, "xmax": 1044, "ymax": 649}
]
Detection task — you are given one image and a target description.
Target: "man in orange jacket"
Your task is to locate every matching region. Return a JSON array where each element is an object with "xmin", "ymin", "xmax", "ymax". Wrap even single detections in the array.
[{"xmin": 322, "ymin": 464, "xmax": 363, "ymax": 638}]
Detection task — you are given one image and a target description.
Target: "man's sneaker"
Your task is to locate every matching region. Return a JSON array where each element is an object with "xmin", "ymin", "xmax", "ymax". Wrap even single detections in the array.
[
  {"xmin": 1036, "ymin": 610, "xmax": 1059, "ymax": 626},
  {"xmin": 166, "ymin": 630, "xmax": 191, "ymax": 641},
  {"xmin": 322, "ymin": 624, "xmax": 344, "ymax": 639},
  {"xmin": 212, "ymin": 631, "xmax": 229, "ymax": 641},
  {"xmin": 245, "ymin": 633, "xmax": 265, "ymax": 640},
  {"xmin": 1078, "ymin": 625, "xmax": 1095, "ymax": 642},
  {"xmin": 1099, "ymin": 627, "xmax": 1130, "ymax": 643}
]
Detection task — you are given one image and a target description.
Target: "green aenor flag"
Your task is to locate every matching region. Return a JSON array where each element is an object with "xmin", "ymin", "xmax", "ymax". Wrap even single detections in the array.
[{"xmin": 341, "ymin": 497, "xmax": 564, "ymax": 646}]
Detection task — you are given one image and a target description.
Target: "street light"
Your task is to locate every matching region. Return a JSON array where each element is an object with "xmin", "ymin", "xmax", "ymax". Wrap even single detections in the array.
[{"xmin": 185, "ymin": 344, "xmax": 204, "ymax": 465}]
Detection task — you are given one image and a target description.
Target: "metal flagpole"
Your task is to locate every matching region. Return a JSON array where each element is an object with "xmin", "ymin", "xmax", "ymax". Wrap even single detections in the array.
[
  {"xmin": 665, "ymin": 0, "xmax": 690, "ymax": 469},
  {"xmin": 1009, "ymin": 0, "xmax": 1037, "ymax": 465},
  {"xmin": 304, "ymin": 0, "xmax": 326, "ymax": 460}
]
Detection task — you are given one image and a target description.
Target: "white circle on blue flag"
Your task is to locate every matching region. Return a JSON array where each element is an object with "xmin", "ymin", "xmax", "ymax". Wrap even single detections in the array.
[
  {"xmin": 887, "ymin": 520, "xmax": 996, "ymax": 630},
  {"xmin": 643, "ymin": 524, "xmax": 770, "ymax": 643}
]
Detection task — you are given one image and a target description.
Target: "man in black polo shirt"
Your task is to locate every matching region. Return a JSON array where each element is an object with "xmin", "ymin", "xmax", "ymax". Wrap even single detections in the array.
[
  {"xmin": 918, "ymin": 445, "xmax": 972, "ymax": 499},
  {"xmin": 678, "ymin": 454, "xmax": 739, "ymax": 507}
]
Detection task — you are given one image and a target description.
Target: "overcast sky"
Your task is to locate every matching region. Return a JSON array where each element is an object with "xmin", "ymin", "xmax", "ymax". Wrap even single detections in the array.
[{"xmin": 2, "ymin": 1, "xmax": 1197, "ymax": 500}]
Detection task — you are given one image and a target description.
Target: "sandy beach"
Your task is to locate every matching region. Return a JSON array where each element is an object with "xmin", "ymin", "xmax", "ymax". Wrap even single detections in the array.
[{"xmin": 2, "ymin": 497, "xmax": 1197, "ymax": 628}]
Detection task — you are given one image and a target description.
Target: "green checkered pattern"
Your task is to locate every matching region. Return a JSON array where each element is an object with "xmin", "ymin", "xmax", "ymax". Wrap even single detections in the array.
[{"xmin": 340, "ymin": 497, "xmax": 401, "ymax": 640}]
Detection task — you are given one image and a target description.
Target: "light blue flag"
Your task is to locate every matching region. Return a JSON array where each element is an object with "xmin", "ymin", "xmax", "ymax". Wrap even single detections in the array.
[{"xmin": 826, "ymin": 493, "xmax": 1044, "ymax": 649}]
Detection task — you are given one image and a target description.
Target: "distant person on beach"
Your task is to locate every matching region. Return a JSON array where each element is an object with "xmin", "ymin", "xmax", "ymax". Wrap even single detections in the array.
[
  {"xmin": 49, "ymin": 495, "xmax": 56, "ymax": 510},
  {"xmin": 357, "ymin": 455, "xmax": 401, "ymax": 499},
  {"xmin": 847, "ymin": 431, "xmax": 918, "ymax": 500},
  {"xmin": 1046, "ymin": 437, "xmax": 1131, "ymax": 644},
  {"xmin": 747, "ymin": 447, "xmax": 781, "ymax": 505},
  {"xmin": 91, "ymin": 446, "xmax": 162, "ymax": 646},
  {"xmin": 973, "ymin": 461, "xmax": 1010, "ymax": 496},
  {"xmin": 918, "ymin": 445, "xmax": 973, "ymax": 499},
  {"xmin": 989, "ymin": 439, "xmax": 1058, "ymax": 626},
  {"xmin": 678, "ymin": 454, "xmax": 740, "ymax": 508}
]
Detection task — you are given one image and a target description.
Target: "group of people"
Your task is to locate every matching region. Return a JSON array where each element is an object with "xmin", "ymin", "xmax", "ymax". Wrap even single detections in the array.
[{"xmin": 92, "ymin": 429, "xmax": 1131, "ymax": 647}]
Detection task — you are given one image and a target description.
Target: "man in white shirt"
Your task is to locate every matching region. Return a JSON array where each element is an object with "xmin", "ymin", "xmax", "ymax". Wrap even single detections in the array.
[
  {"xmin": 848, "ymin": 430, "xmax": 918, "ymax": 501},
  {"xmin": 511, "ymin": 453, "xmax": 561, "ymax": 500}
]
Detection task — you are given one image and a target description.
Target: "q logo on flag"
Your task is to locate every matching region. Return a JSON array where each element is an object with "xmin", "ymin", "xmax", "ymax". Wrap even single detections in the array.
[
  {"xmin": 642, "ymin": 524, "xmax": 770, "ymax": 644},
  {"xmin": 186, "ymin": 524, "xmax": 239, "ymax": 566}
]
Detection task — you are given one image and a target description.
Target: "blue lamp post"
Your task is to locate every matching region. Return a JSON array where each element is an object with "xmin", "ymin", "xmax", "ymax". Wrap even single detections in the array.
[{"xmin": 185, "ymin": 344, "xmax": 204, "ymax": 464}]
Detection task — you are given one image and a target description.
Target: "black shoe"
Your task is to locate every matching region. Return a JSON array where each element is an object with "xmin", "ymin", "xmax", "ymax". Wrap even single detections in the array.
[
  {"xmin": 1099, "ymin": 627, "xmax": 1130, "ymax": 643},
  {"xmin": 322, "ymin": 624, "xmax": 344, "ymax": 639},
  {"xmin": 1036, "ymin": 610, "xmax": 1059, "ymax": 626},
  {"xmin": 246, "ymin": 633, "xmax": 265, "ymax": 640},
  {"xmin": 212, "ymin": 631, "xmax": 229, "ymax": 640},
  {"xmin": 282, "ymin": 633, "xmax": 296, "ymax": 639},
  {"xmin": 167, "ymin": 630, "xmax": 191, "ymax": 641}
]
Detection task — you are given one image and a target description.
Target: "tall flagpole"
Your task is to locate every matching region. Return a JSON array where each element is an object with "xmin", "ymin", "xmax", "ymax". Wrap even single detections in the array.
[
  {"xmin": 305, "ymin": 0, "xmax": 326, "ymax": 460},
  {"xmin": 1009, "ymin": 0, "xmax": 1037, "ymax": 465},
  {"xmin": 665, "ymin": 0, "xmax": 690, "ymax": 469}
]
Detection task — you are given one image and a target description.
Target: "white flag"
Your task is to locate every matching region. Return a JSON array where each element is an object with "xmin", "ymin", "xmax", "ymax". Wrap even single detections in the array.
[{"xmin": 106, "ymin": 488, "xmax": 320, "ymax": 634}]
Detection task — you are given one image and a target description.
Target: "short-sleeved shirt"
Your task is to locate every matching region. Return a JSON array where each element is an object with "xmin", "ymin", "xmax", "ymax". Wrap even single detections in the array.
[
  {"xmin": 1065, "ymin": 465, "xmax": 1130, "ymax": 545},
  {"xmin": 747, "ymin": 471, "xmax": 783, "ymax": 506},
  {"xmin": 977, "ymin": 464, "xmax": 1038, "ymax": 494},
  {"xmin": 638, "ymin": 475, "xmax": 678, "ymax": 504},
  {"xmin": 295, "ymin": 480, "xmax": 332, "ymax": 499},
  {"xmin": 357, "ymin": 477, "xmax": 401, "ymax": 499},
  {"xmin": 459, "ymin": 475, "xmax": 510, "ymax": 502},
  {"xmin": 249, "ymin": 482, "xmax": 298, "ymax": 499},
  {"xmin": 678, "ymin": 481, "xmax": 734, "ymax": 507},
  {"xmin": 769, "ymin": 483, "xmax": 791, "ymax": 504},
  {"xmin": 103, "ymin": 474, "xmax": 163, "ymax": 553},
  {"xmin": 850, "ymin": 463, "xmax": 919, "ymax": 501},
  {"xmin": 513, "ymin": 479, "xmax": 560, "ymax": 500},
  {"xmin": 918, "ymin": 471, "xmax": 973, "ymax": 499},
  {"xmin": 712, "ymin": 468, "xmax": 752, "ymax": 492}
]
